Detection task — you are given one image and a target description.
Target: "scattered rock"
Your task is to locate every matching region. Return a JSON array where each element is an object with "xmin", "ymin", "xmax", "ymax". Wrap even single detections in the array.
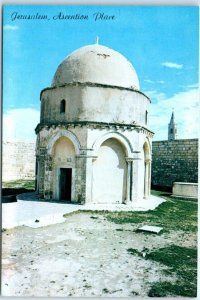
[{"xmin": 131, "ymin": 291, "xmax": 139, "ymax": 296}]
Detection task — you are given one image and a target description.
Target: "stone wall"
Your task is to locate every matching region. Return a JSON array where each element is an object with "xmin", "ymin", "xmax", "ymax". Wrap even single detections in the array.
[
  {"xmin": 152, "ymin": 139, "xmax": 198, "ymax": 190},
  {"xmin": 2, "ymin": 141, "xmax": 36, "ymax": 182}
]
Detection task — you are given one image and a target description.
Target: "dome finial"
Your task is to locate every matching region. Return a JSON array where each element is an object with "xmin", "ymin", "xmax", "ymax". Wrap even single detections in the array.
[{"xmin": 96, "ymin": 36, "xmax": 99, "ymax": 45}]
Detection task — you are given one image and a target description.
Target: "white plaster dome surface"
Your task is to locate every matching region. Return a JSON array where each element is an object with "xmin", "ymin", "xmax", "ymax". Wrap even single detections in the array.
[{"xmin": 52, "ymin": 44, "xmax": 140, "ymax": 90}]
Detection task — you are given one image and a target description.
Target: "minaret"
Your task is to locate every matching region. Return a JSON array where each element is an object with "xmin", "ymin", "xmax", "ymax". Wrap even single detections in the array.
[{"xmin": 168, "ymin": 110, "xmax": 177, "ymax": 140}]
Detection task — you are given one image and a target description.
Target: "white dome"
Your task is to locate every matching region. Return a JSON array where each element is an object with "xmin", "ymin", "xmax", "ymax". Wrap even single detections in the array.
[{"xmin": 52, "ymin": 44, "xmax": 140, "ymax": 90}]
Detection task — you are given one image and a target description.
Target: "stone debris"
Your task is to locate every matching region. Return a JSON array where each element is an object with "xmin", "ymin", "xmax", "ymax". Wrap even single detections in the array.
[{"xmin": 137, "ymin": 225, "xmax": 163, "ymax": 234}]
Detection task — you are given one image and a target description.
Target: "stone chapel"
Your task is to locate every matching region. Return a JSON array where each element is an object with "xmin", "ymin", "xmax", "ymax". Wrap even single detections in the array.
[{"xmin": 35, "ymin": 42, "xmax": 153, "ymax": 204}]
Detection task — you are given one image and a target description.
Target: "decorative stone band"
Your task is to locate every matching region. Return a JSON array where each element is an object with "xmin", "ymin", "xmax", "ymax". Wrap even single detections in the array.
[
  {"xmin": 40, "ymin": 81, "xmax": 150, "ymax": 102},
  {"xmin": 35, "ymin": 121, "xmax": 154, "ymax": 138}
]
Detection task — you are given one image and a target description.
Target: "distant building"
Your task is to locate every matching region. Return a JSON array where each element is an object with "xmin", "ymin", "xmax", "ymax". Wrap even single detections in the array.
[
  {"xmin": 168, "ymin": 111, "xmax": 177, "ymax": 141},
  {"xmin": 35, "ymin": 43, "xmax": 153, "ymax": 204}
]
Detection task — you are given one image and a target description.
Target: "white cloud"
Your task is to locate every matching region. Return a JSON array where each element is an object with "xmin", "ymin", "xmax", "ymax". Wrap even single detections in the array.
[
  {"xmin": 186, "ymin": 82, "xmax": 199, "ymax": 89},
  {"xmin": 144, "ymin": 79, "xmax": 165, "ymax": 84},
  {"xmin": 144, "ymin": 90, "xmax": 166, "ymax": 102},
  {"xmin": 149, "ymin": 88, "xmax": 199, "ymax": 141},
  {"xmin": 144, "ymin": 79, "xmax": 154, "ymax": 83},
  {"xmin": 3, "ymin": 24, "xmax": 19, "ymax": 31},
  {"xmin": 161, "ymin": 62, "xmax": 183, "ymax": 69},
  {"xmin": 3, "ymin": 108, "xmax": 40, "ymax": 141}
]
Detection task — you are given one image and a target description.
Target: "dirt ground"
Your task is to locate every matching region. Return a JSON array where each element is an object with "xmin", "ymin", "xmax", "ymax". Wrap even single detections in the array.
[{"xmin": 1, "ymin": 211, "xmax": 196, "ymax": 297}]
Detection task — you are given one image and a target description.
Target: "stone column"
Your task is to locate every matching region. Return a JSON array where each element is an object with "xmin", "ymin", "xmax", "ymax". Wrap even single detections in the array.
[
  {"xmin": 130, "ymin": 155, "xmax": 141, "ymax": 203},
  {"xmin": 35, "ymin": 156, "xmax": 39, "ymax": 192},
  {"xmin": 144, "ymin": 159, "xmax": 151, "ymax": 199},
  {"xmin": 125, "ymin": 158, "xmax": 133, "ymax": 204},
  {"xmin": 38, "ymin": 147, "xmax": 46, "ymax": 199},
  {"xmin": 85, "ymin": 153, "xmax": 98, "ymax": 204},
  {"xmin": 148, "ymin": 159, "xmax": 152, "ymax": 197},
  {"xmin": 43, "ymin": 154, "xmax": 52, "ymax": 200},
  {"xmin": 75, "ymin": 153, "xmax": 87, "ymax": 204}
]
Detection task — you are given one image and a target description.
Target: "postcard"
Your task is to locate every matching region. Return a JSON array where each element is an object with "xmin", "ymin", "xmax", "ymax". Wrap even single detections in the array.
[{"xmin": 2, "ymin": 4, "xmax": 198, "ymax": 297}]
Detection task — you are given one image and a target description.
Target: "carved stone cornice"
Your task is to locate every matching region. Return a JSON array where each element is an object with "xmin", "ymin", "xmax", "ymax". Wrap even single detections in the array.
[{"xmin": 35, "ymin": 121, "xmax": 154, "ymax": 138}]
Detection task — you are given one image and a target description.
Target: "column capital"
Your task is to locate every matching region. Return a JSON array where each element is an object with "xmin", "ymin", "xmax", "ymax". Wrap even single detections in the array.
[
  {"xmin": 145, "ymin": 159, "xmax": 151, "ymax": 163},
  {"xmin": 125, "ymin": 157, "xmax": 134, "ymax": 163}
]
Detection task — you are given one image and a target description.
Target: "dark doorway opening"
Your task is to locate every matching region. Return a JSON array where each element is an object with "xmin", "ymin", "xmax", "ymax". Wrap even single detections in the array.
[{"xmin": 59, "ymin": 168, "xmax": 72, "ymax": 201}]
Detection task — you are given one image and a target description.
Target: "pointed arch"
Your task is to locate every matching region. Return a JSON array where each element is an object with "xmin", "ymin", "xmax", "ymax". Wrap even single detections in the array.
[
  {"xmin": 92, "ymin": 132, "xmax": 133, "ymax": 158},
  {"xmin": 143, "ymin": 137, "xmax": 151, "ymax": 158},
  {"xmin": 47, "ymin": 129, "xmax": 80, "ymax": 155}
]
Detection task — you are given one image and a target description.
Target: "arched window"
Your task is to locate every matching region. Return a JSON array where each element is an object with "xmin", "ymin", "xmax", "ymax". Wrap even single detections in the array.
[
  {"xmin": 170, "ymin": 128, "xmax": 173, "ymax": 134},
  {"xmin": 60, "ymin": 99, "xmax": 66, "ymax": 113}
]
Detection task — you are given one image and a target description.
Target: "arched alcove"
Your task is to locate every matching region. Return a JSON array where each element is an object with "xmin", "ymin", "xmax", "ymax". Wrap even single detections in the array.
[
  {"xmin": 53, "ymin": 136, "xmax": 75, "ymax": 162},
  {"xmin": 92, "ymin": 138, "xmax": 127, "ymax": 204}
]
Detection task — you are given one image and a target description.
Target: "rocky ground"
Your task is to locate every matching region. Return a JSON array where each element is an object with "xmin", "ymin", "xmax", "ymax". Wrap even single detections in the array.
[{"xmin": 1, "ymin": 211, "xmax": 196, "ymax": 297}]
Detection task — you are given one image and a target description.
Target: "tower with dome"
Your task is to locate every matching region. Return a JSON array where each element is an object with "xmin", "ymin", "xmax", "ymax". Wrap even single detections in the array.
[{"xmin": 35, "ymin": 42, "xmax": 153, "ymax": 204}]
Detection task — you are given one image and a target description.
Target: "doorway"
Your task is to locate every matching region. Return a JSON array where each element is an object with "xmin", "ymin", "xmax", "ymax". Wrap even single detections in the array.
[{"xmin": 59, "ymin": 168, "xmax": 72, "ymax": 201}]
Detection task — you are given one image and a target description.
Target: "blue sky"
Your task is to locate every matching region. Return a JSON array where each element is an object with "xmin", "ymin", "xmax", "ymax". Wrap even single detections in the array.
[{"xmin": 3, "ymin": 5, "xmax": 199, "ymax": 141}]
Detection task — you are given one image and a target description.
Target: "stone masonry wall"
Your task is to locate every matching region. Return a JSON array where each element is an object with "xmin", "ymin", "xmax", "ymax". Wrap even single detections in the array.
[
  {"xmin": 152, "ymin": 139, "xmax": 198, "ymax": 190},
  {"xmin": 2, "ymin": 141, "xmax": 36, "ymax": 182}
]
